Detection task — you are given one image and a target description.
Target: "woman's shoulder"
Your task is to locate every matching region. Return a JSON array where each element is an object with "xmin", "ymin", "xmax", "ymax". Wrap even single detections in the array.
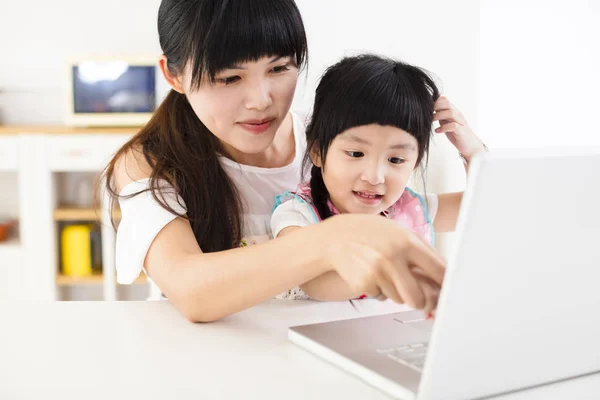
[
  {"xmin": 291, "ymin": 109, "xmax": 309, "ymax": 125},
  {"xmin": 290, "ymin": 110, "xmax": 309, "ymax": 160},
  {"xmin": 113, "ymin": 144, "xmax": 154, "ymax": 193}
]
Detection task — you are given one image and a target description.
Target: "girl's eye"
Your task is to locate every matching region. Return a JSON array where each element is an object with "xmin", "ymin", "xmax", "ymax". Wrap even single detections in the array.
[
  {"xmin": 217, "ymin": 76, "xmax": 240, "ymax": 85},
  {"xmin": 271, "ymin": 64, "xmax": 290, "ymax": 73},
  {"xmin": 389, "ymin": 157, "xmax": 406, "ymax": 165},
  {"xmin": 346, "ymin": 151, "xmax": 364, "ymax": 158}
]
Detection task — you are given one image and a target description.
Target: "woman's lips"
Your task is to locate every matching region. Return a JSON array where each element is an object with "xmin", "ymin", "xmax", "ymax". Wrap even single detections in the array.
[{"xmin": 238, "ymin": 118, "xmax": 274, "ymax": 134}]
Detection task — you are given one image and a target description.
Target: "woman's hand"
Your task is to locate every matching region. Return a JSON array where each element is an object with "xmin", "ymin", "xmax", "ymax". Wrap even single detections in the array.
[
  {"xmin": 317, "ymin": 213, "xmax": 446, "ymax": 311},
  {"xmin": 433, "ymin": 95, "xmax": 486, "ymax": 162}
]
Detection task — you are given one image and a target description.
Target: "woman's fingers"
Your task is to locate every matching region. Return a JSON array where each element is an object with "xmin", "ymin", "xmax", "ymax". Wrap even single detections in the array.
[
  {"xmin": 421, "ymin": 279, "xmax": 439, "ymax": 317},
  {"xmin": 412, "ymin": 267, "xmax": 442, "ymax": 318},
  {"xmin": 386, "ymin": 257, "xmax": 426, "ymax": 310},
  {"xmin": 406, "ymin": 233, "xmax": 446, "ymax": 286},
  {"xmin": 375, "ymin": 269, "xmax": 404, "ymax": 303}
]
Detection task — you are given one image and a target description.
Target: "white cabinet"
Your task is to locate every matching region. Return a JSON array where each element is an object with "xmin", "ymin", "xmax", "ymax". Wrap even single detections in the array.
[
  {"xmin": 0, "ymin": 128, "xmax": 151, "ymax": 301},
  {"xmin": 0, "ymin": 136, "xmax": 18, "ymax": 171},
  {"xmin": 47, "ymin": 134, "xmax": 131, "ymax": 172},
  {"xmin": 0, "ymin": 240, "xmax": 21, "ymax": 300},
  {"xmin": 0, "ymin": 135, "xmax": 20, "ymax": 300}
]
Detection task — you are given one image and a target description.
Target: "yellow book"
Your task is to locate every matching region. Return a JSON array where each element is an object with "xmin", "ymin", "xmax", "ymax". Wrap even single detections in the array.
[{"xmin": 61, "ymin": 224, "xmax": 93, "ymax": 277}]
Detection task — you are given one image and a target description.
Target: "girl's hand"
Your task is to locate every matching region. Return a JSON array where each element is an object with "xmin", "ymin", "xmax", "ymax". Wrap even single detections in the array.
[
  {"xmin": 318, "ymin": 213, "xmax": 446, "ymax": 311},
  {"xmin": 433, "ymin": 96, "xmax": 486, "ymax": 162}
]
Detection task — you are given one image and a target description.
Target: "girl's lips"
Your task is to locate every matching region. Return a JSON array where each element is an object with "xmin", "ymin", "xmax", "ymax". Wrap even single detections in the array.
[
  {"xmin": 238, "ymin": 119, "xmax": 274, "ymax": 134},
  {"xmin": 353, "ymin": 190, "xmax": 384, "ymax": 205}
]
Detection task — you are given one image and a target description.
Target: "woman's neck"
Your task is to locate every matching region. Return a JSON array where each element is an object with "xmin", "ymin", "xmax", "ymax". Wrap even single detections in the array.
[{"xmin": 224, "ymin": 113, "xmax": 295, "ymax": 168}]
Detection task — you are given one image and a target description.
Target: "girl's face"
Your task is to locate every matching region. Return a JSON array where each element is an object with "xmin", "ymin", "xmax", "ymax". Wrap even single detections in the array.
[
  {"xmin": 314, "ymin": 125, "xmax": 420, "ymax": 215},
  {"xmin": 182, "ymin": 56, "xmax": 298, "ymax": 163}
]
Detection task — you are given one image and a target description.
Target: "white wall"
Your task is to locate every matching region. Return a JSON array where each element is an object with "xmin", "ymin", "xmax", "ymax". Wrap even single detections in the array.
[
  {"xmin": 0, "ymin": 1, "xmax": 479, "ymax": 135},
  {"xmin": 0, "ymin": 0, "xmax": 164, "ymax": 124},
  {"xmin": 296, "ymin": 0, "xmax": 479, "ymax": 196},
  {"xmin": 0, "ymin": 0, "xmax": 479, "ymax": 254},
  {"xmin": 0, "ymin": 1, "xmax": 478, "ymax": 182},
  {"xmin": 479, "ymin": 0, "xmax": 600, "ymax": 149}
]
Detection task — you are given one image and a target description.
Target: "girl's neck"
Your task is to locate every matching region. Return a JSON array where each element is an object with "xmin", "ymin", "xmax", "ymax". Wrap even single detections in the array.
[{"xmin": 223, "ymin": 113, "xmax": 295, "ymax": 168}]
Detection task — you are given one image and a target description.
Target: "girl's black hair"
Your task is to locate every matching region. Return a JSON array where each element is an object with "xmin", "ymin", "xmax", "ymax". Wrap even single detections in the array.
[
  {"xmin": 303, "ymin": 54, "xmax": 440, "ymax": 219},
  {"xmin": 104, "ymin": 0, "xmax": 308, "ymax": 252}
]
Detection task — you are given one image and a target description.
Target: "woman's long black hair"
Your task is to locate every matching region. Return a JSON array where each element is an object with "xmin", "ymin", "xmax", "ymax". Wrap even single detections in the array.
[{"xmin": 103, "ymin": 0, "xmax": 308, "ymax": 252}]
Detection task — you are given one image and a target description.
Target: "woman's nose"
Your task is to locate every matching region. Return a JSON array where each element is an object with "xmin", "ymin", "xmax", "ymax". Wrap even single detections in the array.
[{"xmin": 245, "ymin": 80, "xmax": 273, "ymax": 111}]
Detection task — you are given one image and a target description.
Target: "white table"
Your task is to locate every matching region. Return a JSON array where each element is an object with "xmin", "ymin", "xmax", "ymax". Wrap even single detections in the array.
[{"xmin": 1, "ymin": 300, "xmax": 599, "ymax": 400}]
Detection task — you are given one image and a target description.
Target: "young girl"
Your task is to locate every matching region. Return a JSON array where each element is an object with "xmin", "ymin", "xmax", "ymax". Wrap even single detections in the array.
[
  {"xmin": 103, "ymin": 0, "xmax": 446, "ymax": 323},
  {"xmin": 271, "ymin": 54, "xmax": 486, "ymax": 307}
]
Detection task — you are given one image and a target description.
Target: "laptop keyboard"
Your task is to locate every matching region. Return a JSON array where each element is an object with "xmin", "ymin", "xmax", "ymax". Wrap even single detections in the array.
[{"xmin": 375, "ymin": 342, "xmax": 429, "ymax": 372}]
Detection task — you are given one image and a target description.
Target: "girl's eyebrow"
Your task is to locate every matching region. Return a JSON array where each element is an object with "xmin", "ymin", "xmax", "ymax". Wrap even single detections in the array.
[
  {"xmin": 343, "ymin": 134, "xmax": 417, "ymax": 152},
  {"xmin": 390, "ymin": 143, "xmax": 417, "ymax": 151}
]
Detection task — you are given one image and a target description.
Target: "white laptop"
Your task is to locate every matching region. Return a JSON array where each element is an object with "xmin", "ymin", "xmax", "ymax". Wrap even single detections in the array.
[{"xmin": 289, "ymin": 148, "xmax": 600, "ymax": 400}]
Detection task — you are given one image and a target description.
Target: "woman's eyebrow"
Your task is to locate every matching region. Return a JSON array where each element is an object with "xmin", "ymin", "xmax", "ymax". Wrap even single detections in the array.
[{"xmin": 224, "ymin": 56, "xmax": 284, "ymax": 70}]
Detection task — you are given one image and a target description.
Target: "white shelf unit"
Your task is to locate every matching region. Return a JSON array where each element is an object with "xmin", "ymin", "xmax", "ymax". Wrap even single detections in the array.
[
  {"xmin": 0, "ymin": 128, "xmax": 156, "ymax": 301},
  {"xmin": 0, "ymin": 237, "xmax": 21, "ymax": 300},
  {"xmin": 0, "ymin": 135, "xmax": 22, "ymax": 300}
]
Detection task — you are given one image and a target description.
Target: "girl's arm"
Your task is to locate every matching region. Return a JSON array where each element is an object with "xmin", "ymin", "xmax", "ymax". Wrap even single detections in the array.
[
  {"xmin": 431, "ymin": 96, "xmax": 487, "ymax": 233},
  {"xmin": 433, "ymin": 192, "xmax": 463, "ymax": 233}
]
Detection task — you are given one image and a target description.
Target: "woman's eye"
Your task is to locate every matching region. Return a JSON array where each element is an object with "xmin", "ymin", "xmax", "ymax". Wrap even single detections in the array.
[
  {"xmin": 217, "ymin": 76, "xmax": 240, "ymax": 85},
  {"xmin": 346, "ymin": 151, "xmax": 364, "ymax": 158},
  {"xmin": 271, "ymin": 64, "xmax": 290, "ymax": 73},
  {"xmin": 389, "ymin": 157, "xmax": 405, "ymax": 165}
]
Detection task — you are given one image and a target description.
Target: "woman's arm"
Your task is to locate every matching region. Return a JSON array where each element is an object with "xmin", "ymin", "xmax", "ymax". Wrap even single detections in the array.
[
  {"xmin": 148, "ymin": 214, "xmax": 445, "ymax": 321},
  {"xmin": 278, "ymin": 226, "xmax": 441, "ymax": 319},
  {"xmin": 146, "ymin": 218, "xmax": 329, "ymax": 322},
  {"xmin": 115, "ymin": 149, "xmax": 446, "ymax": 322},
  {"xmin": 278, "ymin": 226, "xmax": 358, "ymax": 301},
  {"xmin": 114, "ymin": 149, "xmax": 328, "ymax": 322}
]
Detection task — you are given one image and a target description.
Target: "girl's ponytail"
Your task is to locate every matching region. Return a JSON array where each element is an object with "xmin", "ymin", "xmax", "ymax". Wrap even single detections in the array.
[{"xmin": 309, "ymin": 165, "xmax": 333, "ymax": 220}]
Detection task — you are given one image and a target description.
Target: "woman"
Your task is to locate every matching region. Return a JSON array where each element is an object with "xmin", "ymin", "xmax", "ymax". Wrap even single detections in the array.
[{"xmin": 104, "ymin": 0, "xmax": 450, "ymax": 322}]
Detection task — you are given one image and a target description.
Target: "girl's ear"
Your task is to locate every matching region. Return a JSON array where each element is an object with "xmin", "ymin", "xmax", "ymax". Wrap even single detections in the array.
[
  {"xmin": 309, "ymin": 146, "xmax": 323, "ymax": 168},
  {"xmin": 159, "ymin": 55, "xmax": 185, "ymax": 94}
]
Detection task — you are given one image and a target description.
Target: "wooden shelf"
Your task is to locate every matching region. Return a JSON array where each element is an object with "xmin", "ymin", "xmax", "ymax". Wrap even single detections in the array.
[
  {"xmin": 0, "ymin": 237, "xmax": 20, "ymax": 249},
  {"xmin": 131, "ymin": 275, "xmax": 147, "ymax": 285},
  {"xmin": 0, "ymin": 238, "xmax": 21, "ymax": 261},
  {"xmin": 0, "ymin": 125, "xmax": 141, "ymax": 135},
  {"xmin": 57, "ymin": 273, "xmax": 103, "ymax": 285},
  {"xmin": 57, "ymin": 273, "xmax": 147, "ymax": 286},
  {"xmin": 53, "ymin": 208, "xmax": 121, "ymax": 222}
]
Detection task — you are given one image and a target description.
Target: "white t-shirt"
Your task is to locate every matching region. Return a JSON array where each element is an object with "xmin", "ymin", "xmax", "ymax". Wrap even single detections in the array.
[{"xmin": 115, "ymin": 112, "xmax": 308, "ymax": 295}]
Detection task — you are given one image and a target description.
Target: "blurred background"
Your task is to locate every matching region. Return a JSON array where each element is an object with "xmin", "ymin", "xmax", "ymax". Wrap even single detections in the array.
[{"xmin": 0, "ymin": 0, "xmax": 598, "ymax": 302}]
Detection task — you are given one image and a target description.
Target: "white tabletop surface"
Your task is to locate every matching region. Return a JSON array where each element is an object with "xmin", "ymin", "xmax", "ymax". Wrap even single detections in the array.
[{"xmin": 1, "ymin": 299, "xmax": 599, "ymax": 400}]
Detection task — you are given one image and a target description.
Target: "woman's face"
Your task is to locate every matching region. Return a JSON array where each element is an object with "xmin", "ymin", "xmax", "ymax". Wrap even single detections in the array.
[{"xmin": 181, "ymin": 56, "xmax": 298, "ymax": 162}]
